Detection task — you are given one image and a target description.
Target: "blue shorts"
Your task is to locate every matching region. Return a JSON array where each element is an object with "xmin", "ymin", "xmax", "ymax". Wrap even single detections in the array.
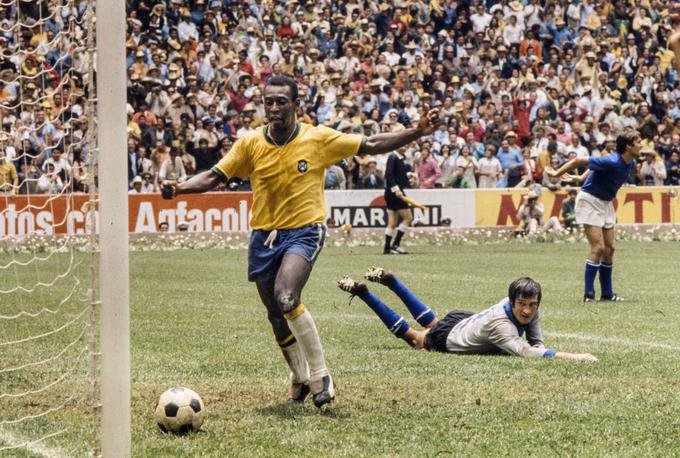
[{"xmin": 248, "ymin": 224, "xmax": 327, "ymax": 282}]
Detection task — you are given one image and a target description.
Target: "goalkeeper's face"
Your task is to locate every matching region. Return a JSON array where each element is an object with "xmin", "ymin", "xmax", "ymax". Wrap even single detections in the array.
[
  {"xmin": 263, "ymin": 85, "xmax": 296, "ymax": 132},
  {"xmin": 511, "ymin": 295, "xmax": 539, "ymax": 325}
]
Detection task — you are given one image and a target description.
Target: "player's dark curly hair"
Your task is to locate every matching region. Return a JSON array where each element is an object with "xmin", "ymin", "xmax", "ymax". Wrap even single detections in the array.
[
  {"xmin": 265, "ymin": 75, "xmax": 298, "ymax": 101},
  {"xmin": 508, "ymin": 277, "xmax": 542, "ymax": 306},
  {"xmin": 616, "ymin": 132, "xmax": 640, "ymax": 156}
]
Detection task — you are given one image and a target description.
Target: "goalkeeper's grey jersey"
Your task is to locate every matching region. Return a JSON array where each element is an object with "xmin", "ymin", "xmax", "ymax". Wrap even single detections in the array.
[{"xmin": 445, "ymin": 298, "xmax": 556, "ymax": 358}]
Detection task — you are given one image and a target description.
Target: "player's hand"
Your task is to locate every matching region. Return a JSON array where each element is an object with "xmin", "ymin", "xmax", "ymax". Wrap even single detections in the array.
[
  {"xmin": 395, "ymin": 189, "xmax": 405, "ymax": 199},
  {"xmin": 670, "ymin": 6, "xmax": 680, "ymax": 48},
  {"xmin": 577, "ymin": 353, "xmax": 598, "ymax": 363},
  {"xmin": 161, "ymin": 181, "xmax": 177, "ymax": 200},
  {"xmin": 417, "ymin": 108, "xmax": 441, "ymax": 136}
]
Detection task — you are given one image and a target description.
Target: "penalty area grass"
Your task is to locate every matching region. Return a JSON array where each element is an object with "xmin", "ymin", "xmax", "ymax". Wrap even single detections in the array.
[{"xmin": 130, "ymin": 241, "xmax": 680, "ymax": 457}]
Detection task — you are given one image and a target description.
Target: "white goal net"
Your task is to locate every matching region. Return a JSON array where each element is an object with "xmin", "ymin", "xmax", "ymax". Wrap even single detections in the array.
[{"xmin": 0, "ymin": 0, "xmax": 100, "ymax": 455}]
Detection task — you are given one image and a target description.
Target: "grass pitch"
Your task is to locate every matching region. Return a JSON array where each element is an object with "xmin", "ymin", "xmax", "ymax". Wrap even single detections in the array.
[{"xmin": 2, "ymin": 241, "xmax": 680, "ymax": 456}]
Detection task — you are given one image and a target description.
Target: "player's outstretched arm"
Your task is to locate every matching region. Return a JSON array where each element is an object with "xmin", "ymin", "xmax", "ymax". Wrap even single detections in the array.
[
  {"xmin": 546, "ymin": 157, "xmax": 589, "ymax": 178},
  {"xmin": 161, "ymin": 170, "xmax": 223, "ymax": 199},
  {"xmin": 362, "ymin": 108, "xmax": 441, "ymax": 155},
  {"xmin": 669, "ymin": 9, "xmax": 680, "ymax": 74},
  {"xmin": 553, "ymin": 351, "xmax": 598, "ymax": 363}
]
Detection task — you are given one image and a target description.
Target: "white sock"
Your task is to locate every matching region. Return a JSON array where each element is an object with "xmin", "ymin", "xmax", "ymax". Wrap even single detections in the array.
[
  {"xmin": 285, "ymin": 305, "xmax": 328, "ymax": 381},
  {"xmin": 280, "ymin": 341, "xmax": 310, "ymax": 384}
]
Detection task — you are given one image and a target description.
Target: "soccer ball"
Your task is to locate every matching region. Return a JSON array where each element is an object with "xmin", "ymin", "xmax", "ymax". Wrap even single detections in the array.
[{"xmin": 155, "ymin": 387, "xmax": 205, "ymax": 434}]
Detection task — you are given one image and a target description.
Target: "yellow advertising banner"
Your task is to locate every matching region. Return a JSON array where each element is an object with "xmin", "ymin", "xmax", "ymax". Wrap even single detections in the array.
[{"xmin": 475, "ymin": 187, "xmax": 680, "ymax": 227}]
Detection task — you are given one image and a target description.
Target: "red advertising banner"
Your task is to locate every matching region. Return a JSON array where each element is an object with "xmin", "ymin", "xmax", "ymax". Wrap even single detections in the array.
[{"xmin": 0, "ymin": 193, "xmax": 253, "ymax": 236}]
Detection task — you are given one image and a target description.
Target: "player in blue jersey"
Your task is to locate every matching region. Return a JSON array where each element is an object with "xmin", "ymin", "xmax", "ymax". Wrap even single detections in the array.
[
  {"xmin": 547, "ymin": 132, "xmax": 641, "ymax": 302},
  {"xmin": 337, "ymin": 268, "xmax": 597, "ymax": 362}
]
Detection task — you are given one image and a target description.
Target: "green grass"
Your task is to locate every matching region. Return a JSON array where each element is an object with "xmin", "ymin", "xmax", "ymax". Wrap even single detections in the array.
[{"xmin": 2, "ymin": 241, "xmax": 680, "ymax": 456}]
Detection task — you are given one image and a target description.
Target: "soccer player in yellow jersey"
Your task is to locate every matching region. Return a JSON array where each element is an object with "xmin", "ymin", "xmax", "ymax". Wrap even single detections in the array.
[{"xmin": 162, "ymin": 75, "xmax": 440, "ymax": 408}]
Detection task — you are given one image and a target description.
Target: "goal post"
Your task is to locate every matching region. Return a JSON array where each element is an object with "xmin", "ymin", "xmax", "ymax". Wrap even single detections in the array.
[{"xmin": 96, "ymin": 0, "xmax": 131, "ymax": 456}]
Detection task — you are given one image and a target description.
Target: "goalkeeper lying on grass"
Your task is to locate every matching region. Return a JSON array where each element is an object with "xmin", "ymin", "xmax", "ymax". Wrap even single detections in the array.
[{"xmin": 338, "ymin": 268, "xmax": 597, "ymax": 362}]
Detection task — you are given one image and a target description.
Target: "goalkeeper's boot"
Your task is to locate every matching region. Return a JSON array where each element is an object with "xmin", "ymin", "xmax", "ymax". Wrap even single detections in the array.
[
  {"xmin": 287, "ymin": 374, "xmax": 311, "ymax": 404},
  {"xmin": 600, "ymin": 293, "xmax": 625, "ymax": 302},
  {"xmin": 337, "ymin": 276, "xmax": 368, "ymax": 297},
  {"xmin": 390, "ymin": 245, "xmax": 408, "ymax": 255},
  {"xmin": 311, "ymin": 374, "xmax": 335, "ymax": 409},
  {"xmin": 364, "ymin": 266, "xmax": 395, "ymax": 286},
  {"xmin": 583, "ymin": 292, "xmax": 596, "ymax": 303}
]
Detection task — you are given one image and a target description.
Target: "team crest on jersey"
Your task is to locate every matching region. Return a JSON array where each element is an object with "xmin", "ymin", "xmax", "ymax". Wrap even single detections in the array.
[{"xmin": 297, "ymin": 160, "xmax": 308, "ymax": 173}]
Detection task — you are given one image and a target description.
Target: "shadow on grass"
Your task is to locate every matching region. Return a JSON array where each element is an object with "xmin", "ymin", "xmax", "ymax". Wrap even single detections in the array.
[{"xmin": 256, "ymin": 402, "xmax": 350, "ymax": 419}]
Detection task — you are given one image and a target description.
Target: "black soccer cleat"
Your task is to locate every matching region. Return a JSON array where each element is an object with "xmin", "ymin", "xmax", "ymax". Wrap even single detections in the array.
[
  {"xmin": 364, "ymin": 266, "xmax": 395, "ymax": 286},
  {"xmin": 287, "ymin": 381, "xmax": 311, "ymax": 404},
  {"xmin": 600, "ymin": 293, "xmax": 625, "ymax": 302},
  {"xmin": 337, "ymin": 276, "xmax": 368, "ymax": 297},
  {"xmin": 311, "ymin": 375, "xmax": 335, "ymax": 409},
  {"xmin": 390, "ymin": 246, "xmax": 408, "ymax": 255},
  {"xmin": 583, "ymin": 292, "xmax": 596, "ymax": 303}
]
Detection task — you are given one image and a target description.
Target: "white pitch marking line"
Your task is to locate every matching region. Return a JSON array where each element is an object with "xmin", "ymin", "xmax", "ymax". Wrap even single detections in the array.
[
  {"xmin": 548, "ymin": 332, "xmax": 680, "ymax": 351},
  {"xmin": 0, "ymin": 428, "xmax": 68, "ymax": 458}
]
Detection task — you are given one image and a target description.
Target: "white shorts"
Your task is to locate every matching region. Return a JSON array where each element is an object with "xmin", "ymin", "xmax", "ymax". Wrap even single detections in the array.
[{"xmin": 575, "ymin": 191, "xmax": 616, "ymax": 229}]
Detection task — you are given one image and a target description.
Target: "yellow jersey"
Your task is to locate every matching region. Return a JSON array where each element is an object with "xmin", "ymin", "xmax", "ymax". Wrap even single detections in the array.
[{"xmin": 213, "ymin": 122, "xmax": 366, "ymax": 230}]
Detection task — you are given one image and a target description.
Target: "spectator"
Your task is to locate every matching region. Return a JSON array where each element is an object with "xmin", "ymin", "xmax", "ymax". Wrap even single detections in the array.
[
  {"xmin": 454, "ymin": 145, "xmax": 479, "ymax": 188},
  {"xmin": 361, "ymin": 159, "xmax": 384, "ymax": 190},
  {"xmin": 325, "ymin": 162, "xmax": 346, "ymax": 190},
  {"xmin": 497, "ymin": 136, "xmax": 524, "ymax": 187},
  {"xmin": 417, "ymin": 146, "xmax": 441, "ymax": 189},
  {"xmin": 478, "ymin": 145, "xmax": 502, "ymax": 189},
  {"xmin": 666, "ymin": 152, "xmax": 680, "ymax": 186},
  {"xmin": 638, "ymin": 149, "xmax": 667, "ymax": 186},
  {"xmin": 159, "ymin": 146, "xmax": 187, "ymax": 183},
  {"xmin": 0, "ymin": 149, "xmax": 17, "ymax": 195}
]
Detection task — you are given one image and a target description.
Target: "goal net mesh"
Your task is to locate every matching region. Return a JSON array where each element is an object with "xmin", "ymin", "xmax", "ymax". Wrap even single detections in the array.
[{"xmin": 0, "ymin": 0, "xmax": 99, "ymax": 455}]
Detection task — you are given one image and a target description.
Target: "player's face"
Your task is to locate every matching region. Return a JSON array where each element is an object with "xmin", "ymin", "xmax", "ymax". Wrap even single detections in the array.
[
  {"xmin": 511, "ymin": 295, "xmax": 539, "ymax": 325},
  {"xmin": 629, "ymin": 137, "xmax": 642, "ymax": 158},
  {"xmin": 263, "ymin": 85, "xmax": 296, "ymax": 131}
]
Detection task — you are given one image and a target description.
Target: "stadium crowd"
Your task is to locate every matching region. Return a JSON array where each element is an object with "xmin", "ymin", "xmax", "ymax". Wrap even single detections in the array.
[{"xmin": 1, "ymin": 0, "xmax": 680, "ymax": 196}]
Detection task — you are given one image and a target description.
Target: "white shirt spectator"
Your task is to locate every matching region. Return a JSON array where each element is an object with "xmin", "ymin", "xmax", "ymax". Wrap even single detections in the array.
[
  {"xmin": 470, "ymin": 12, "xmax": 492, "ymax": 33},
  {"xmin": 478, "ymin": 156, "xmax": 502, "ymax": 188}
]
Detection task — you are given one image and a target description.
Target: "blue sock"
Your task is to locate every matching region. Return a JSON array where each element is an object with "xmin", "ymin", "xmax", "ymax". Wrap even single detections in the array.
[
  {"xmin": 599, "ymin": 262, "xmax": 613, "ymax": 298},
  {"xmin": 388, "ymin": 277, "xmax": 436, "ymax": 326},
  {"xmin": 585, "ymin": 259, "xmax": 600, "ymax": 295},
  {"xmin": 359, "ymin": 290, "xmax": 410, "ymax": 338}
]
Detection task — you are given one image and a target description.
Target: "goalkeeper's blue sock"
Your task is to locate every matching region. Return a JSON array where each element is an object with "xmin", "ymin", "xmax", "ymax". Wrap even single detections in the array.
[
  {"xmin": 599, "ymin": 262, "xmax": 613, "ymax": 298},
  {"xmin": 584, "ymin": 259, "xmax": 600, "ymax": 296},
  {"xmin": 359, "ymin": 290, "xmax": 410, "ymax": 338},
  {"xmin": 388, "ymin": 276, "xmax": 436, "ymax": 327}
]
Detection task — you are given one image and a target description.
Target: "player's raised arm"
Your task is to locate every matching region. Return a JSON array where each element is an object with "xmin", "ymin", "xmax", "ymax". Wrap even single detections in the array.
[
  {"xmin": 546, "ymin": 157, "xmax": 589, "ymax": 178},
  {"xmin": 362, "ymin": 108, "xmax": 441, "ymax": 155},
  {"xmin": 161, "ymin": 170, "xmax": 223, "ymax": 199},
  {"xmin": 669, "ymin": 9, "xmax": 680, "ymax": 74}
]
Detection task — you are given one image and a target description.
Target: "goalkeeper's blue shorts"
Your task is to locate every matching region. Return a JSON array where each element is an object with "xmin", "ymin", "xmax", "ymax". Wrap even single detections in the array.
[{"xmin": 247, "ymin": 223, "xmax": 326, "ymax": 282}]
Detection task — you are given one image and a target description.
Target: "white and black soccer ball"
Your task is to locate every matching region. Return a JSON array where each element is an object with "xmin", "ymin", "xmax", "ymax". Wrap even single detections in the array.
[{"xmin": 154, "ymin": 387, "xmax": 205, "ymax": 434}]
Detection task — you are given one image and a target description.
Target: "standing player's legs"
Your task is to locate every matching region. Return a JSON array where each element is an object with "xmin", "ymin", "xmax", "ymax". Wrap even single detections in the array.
[
  {"xmin": 391, "ymin": 208, "xmax": 413, "ymax": 254},
  {"xmin": 384, "ymin": 209, "xmax": 398, "ymax": 254},
  {"xmin": 583, "ymin": 224, "xmax": 605, "ymax": 301},
  {"xmin": 256, "ymin": 278, "xmax": 310, "ymax": 403},
  {"xmin": 337, "ymin": 277, "xmax": 429, "ymax": 349},
  {"xmin": 272, "ymin": 253, "xmax": 334, "ymax": 408},
  {"xmin": 599, "ymin": 226, "xmax": 621, "ymax": 300}
]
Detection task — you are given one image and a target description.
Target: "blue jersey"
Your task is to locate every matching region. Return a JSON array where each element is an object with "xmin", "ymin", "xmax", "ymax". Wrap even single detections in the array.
[{"xmin": 581, "ymin": 153, "xmax": 634, "ymax": 201}]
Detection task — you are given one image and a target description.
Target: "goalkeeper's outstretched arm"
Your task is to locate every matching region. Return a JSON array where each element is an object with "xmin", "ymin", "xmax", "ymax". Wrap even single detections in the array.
[
  {"xmin": 161, "ymin": 170, "xmax": 223, "ymax": 199},
  {"xmin": 553, "ymin": 351, "xmax": 598, "ymax": 362},
  {"xmin": 545, "ymin": 157, "xmax": 589, "ymax": 179}
]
